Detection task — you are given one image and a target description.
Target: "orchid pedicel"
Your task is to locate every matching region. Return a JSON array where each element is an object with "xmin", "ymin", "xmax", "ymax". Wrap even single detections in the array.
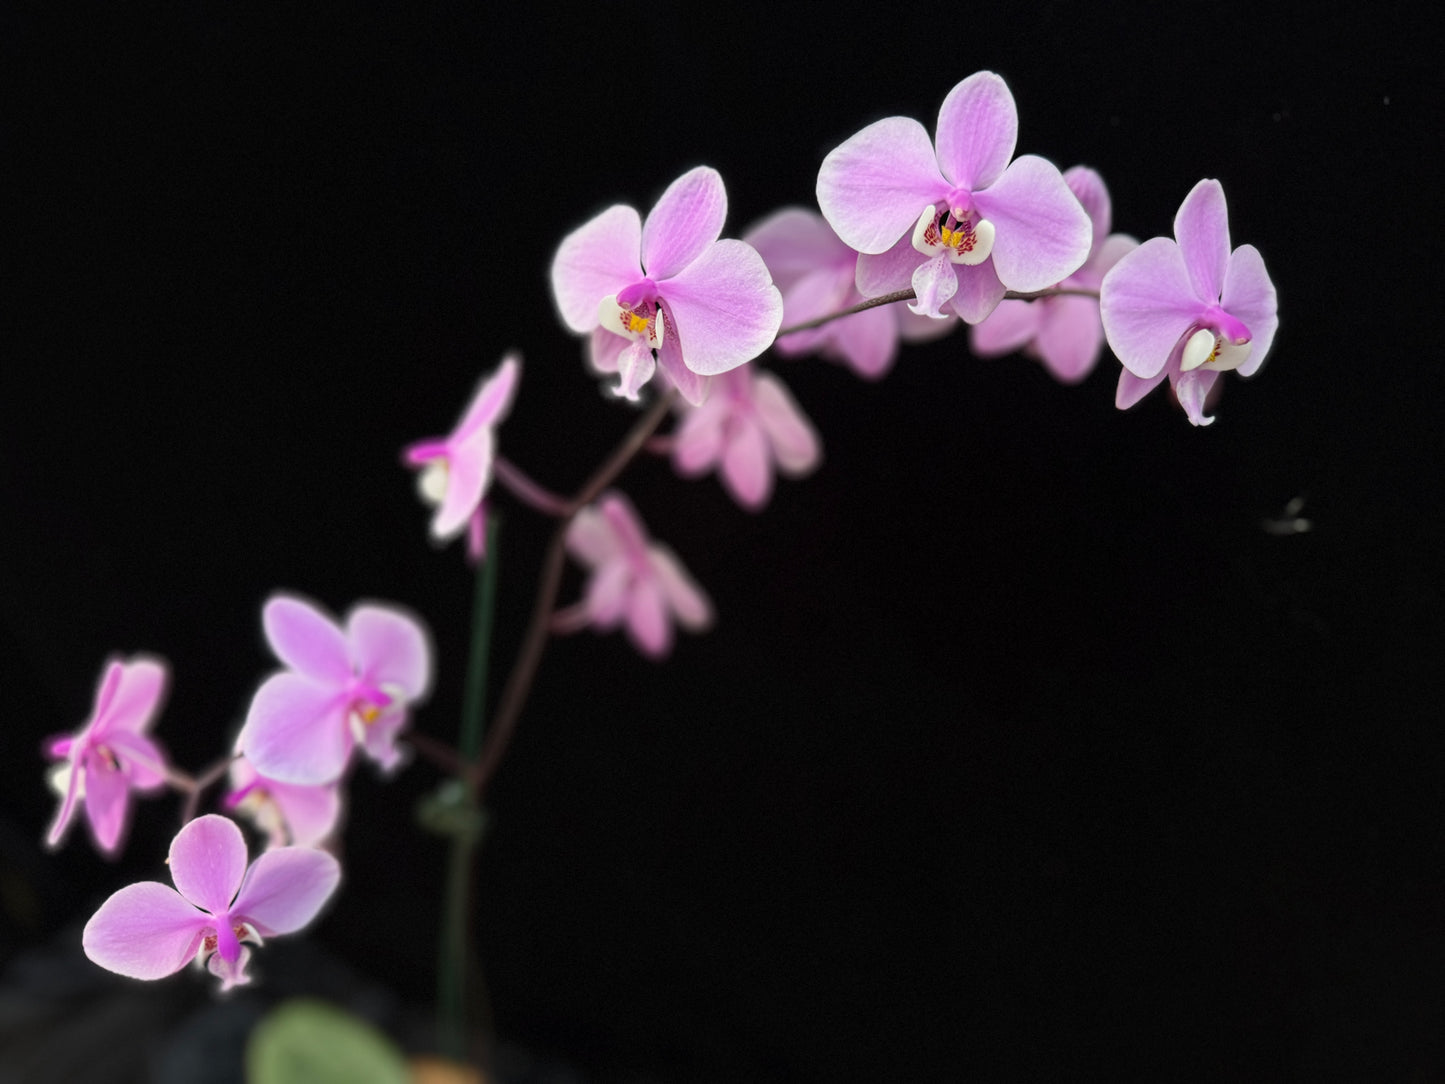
[{"xmin": 47, "ymin": 68, "xmax": 1279, "ymax": 1070}]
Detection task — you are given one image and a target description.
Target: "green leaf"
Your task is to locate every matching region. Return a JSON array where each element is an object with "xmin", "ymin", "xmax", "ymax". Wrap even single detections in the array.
[{"xmin": 246, "ymin": 998, "xmax": 409, "ymax": 1084}]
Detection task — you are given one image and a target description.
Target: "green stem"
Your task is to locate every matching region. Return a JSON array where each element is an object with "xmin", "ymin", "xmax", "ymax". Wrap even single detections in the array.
[{"xmin": 460, "ymin": 515, "xmax": 502, "ymax": 761}]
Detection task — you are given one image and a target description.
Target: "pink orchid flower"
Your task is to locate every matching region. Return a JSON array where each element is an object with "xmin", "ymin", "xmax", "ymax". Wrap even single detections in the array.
[
  {"xmin": 550, "ymin": 166, "xmax": 784, "ymax": 405},
  {"xmin": 238, "ymin": 594, "xmax": 432, "ymax": 786},
  {"xmin": 743, "ymin": 207, "xmax": 954, "ymax": 380},
  {"xmin": 83, "ymin": 813, "xmax": 340, "ymax": 991},
  {"xmin": 44, "ymin": 657, "xmax": 170, "ymax": 857},
  {"xmin": 564, "ymin": 492, "xmax": 713, "ymax": 659},
  {"xmin": 671, "ymin": 364, "xmax": 822, "ymax": 511},
  {"xmin": 817, "ymin": 71, "xmax": 1091, "ymax": 325},
  {"xmin": 225, "ymin": 753, "xmax": 342, "ymax": 850},
  {"xmin": 1100, "ymin": 179, "xmax": 1278, "ymax": 426},
  {"xmin": 403, "ymin": 354, "xmax": 519, "ymax": 559},
  {"xmin": 970, "ymin": 167, "xmax": 1139, "ymax": 384}
]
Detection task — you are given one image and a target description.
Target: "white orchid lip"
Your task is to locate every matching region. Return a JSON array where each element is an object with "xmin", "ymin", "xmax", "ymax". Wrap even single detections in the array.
[
  {"xmin": 1180, "ymin": 325, "xmax": 1252, "ymax": 373},
  {"xmin": 416, "ymin": 459, "xmax": 449, "ymax": 505},
  {"xmin": 911, "ymin": 204, "xmax": 995, "ymax": 266},
  {"xmin": 598, "ymin": 294, "xmax": 665, "ymax": 349}
]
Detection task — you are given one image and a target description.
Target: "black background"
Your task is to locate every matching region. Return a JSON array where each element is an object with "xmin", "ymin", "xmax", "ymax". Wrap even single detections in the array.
[{"xmin": 1, "ymin": 4, "xmax": 1440, "ymax": 1080}]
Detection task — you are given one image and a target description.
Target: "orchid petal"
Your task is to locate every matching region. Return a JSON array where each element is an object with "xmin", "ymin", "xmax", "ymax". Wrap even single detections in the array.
[
  {"xmin": 1063, "ymin": 166, "xmax": 1111, "ymax": 246},
  {"xmin": 1174, "ymin": 179, "xmax": 1230, "ymax": 302},
  {"xmin": 453, "ymin": 355, "xmax": 519, "ymax": 441},
  {"xmin": 753, "ymin": 372, "xmax": 821, "ymax": 476},
  {"xmin": 1033, "ymin": 294, "xmax": 1105, "ymax": 383},
  {"xmin": 1099, "ymin": 237, "xmax": 1203, "ymax": 379},
  {"xmin": 672, "ymin": 395, "xmax": 730, "ymax": 476},
  {"xmin": 349, "ymin": 605, "xmax": 431, "ymax": 698},
  {"xmin": 428, "ymin": 429, "xmax": 491, "ymax": 541},
  {"xmin": 626, "ymin": 576, "xmax": 672, "ymax": 658},
  {"xmin": 613, "ymin": 340, "xmax": 656, "ymax": 401},
  {"xmin": 908, "ymin": 254, "xmax": 958, "ymax": 319},
  {"xmin": 826, "ymin": 301, "xmax": 902, "ymax": 378},
  {"xmin": 263, "ymin": 597, "xmax": 350, "ymax": 682},
  {"xmin": 241, "ymin": 672, "xmax": 351, "ymax": 785},
  {"xmin": 743, "ymin": 207, "xmax": 846, "ymax": 287},
  {"xmin": 101, "ymin": 658, "xmax": 167, "ymax": 736},
  {"xmin": 658, "ymin": 240, "xmax": 783, "ymax": 376},
  {"xmin": 231, "ymin": 846, "xmax": 341, "ymax": 936},
  {"xmin": 586, "ymin": 560, "xmax": 631, "ymax": 628},
  {"xmin": 1115, "ymin": 367, "xmax": 1168, "ymax": 411},
  {"xmin": 934, "ymin": 71, "xmax": 1017, "ymax": 190},
  {"xmin": 649, "ymin": 547, "xmax": 713, "ymax": 631},
  {"xmin": 970, "ymin": 298, "xmax": 1040, "ymax": 357},
  {"xmin": 817, "ymin": 116, "xmax": 949, "ymax": 253},
  {"xmin": 566, "ymin": 505, "xmax": 621, "ymax": 567},
  {"xmin": 721, "ymin": 415, "xmax": 772, "ymax": 510},
  {"xmin": 1221, "ymin": 243, "xmax": 1278, "ymax": 378},
  {"xmin": 83, "ymin": 765, "xmax": 130, "ymax": 855},
  {"xmin": 83, "ymin": 881, "xmax": 210, "ymax": 980},
  {"xmin": 598, "ymin": 493, "xmax": 649, "ymax": 557},
  {"xmin": 654, "ymin": 313, "xmax": 711, "ymax": 406},
  {"xmin": 358, "ymin": 707, "xmax": 409, "ymax": 773},
  {"xmin": 974, "ymin": 155, "xmax": 1092, "ymax": 293},
  {"xmin": 551, "ymin": 205, "xmax": 644, "ymax": 332},
  {"xmin": 106, "ymin": 730, "xmax": 169, "ymax": 790},
  {"xmin": 269, "ymin": 779, "xmax": 342, "ymax": 848},
  {"xmin": 642, "ymin": 166, "xmax": 727, "ymax": 281},
  {"xmin": 949, "ymin": 260, "xmax": 1008, "ymax": 325},
  {"xmin": 169, "ymin": 814, "xmax": 249, "ymax": 914},
  {"xmin": 1174, "ymin": 368, "xmax": 1220, "ymax": 426},
  {"xmin": 855, "ymin": 233, "xmax": 925, "ymax": 298},
  {"xmin": 45, "ymin": 757, "xmax": 84, "ymax": 850}
]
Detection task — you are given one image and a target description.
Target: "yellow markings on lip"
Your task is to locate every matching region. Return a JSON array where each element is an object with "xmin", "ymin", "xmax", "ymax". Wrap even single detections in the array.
[{"xmin": 625, "ymin": 311, "xmax": 651, "ymax": 335}]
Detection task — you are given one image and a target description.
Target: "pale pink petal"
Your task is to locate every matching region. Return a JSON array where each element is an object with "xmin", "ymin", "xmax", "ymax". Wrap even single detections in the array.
[
  {"xmin": 908, "ymin": 254, "xmax": 958, "ymax": 319},
  {"xmin": 231, "ymin": 846, "xmax": 341, "ymax": 936},
  {"xmin": 1174, "ymin": 179, "xmax": 1230, "ymax": 302},
  {"xmin": 1115, "ymin": 368, "xmax": 1168, "ymax": 410},
  {"xmin": 598, "ymin": 492, "xmax": 649, "ymax": 557},
  {"xmin": 452, "ymin": 355, "xmax": 519, "ymax": 441},
  {"xmin": 775, "ymin": 266, "xmax": 854, "ymax": 348},
  {"xmin": 83, "ymin": 764, "xmax": 131, "ymax": 855},
  {"xmin": 649, "ymin": 547, "xmax": 713, "ymax": 631},
  {"xmin": 1220, "ymin": 244, "xmax": 1278, "ymax": 378},
  {"xmin": 551, "ymin": 204, "xmax": 644, "ymax": 332},
  {"xmin": 45, "ymin": 759, "xmax": 83, "ymax": 850},
  {"xmin": 658, "ymin": 240, "xmax": 783, "ymax": 376},
  {"xmin": 269, "ymin": 779, "xmax": 342, "ymax": 848},
  {"xmin": 348, "ymin": 605, "xmax": 431, "ymax": 698},
  {"xmin": 898, "ymin": 305, "xmax": 959, "ymax": 344},
  {"xmin": 672, "ymin": 395, "xmax": 730, "ymax": 476},
  {"xmin": 934, "ymin": 71, "xmax": 1017, "ymax": 190},
  {"xmin": 1033, "ymin": 295, "xmax": 1105, "ymax": 383},
  {"xmin": 586, "ymin": 560, "xmax": 631, "ymax": 628},
  {"xmin": 1099, "ymin": 237, "xmax": 1202, "ymax": 379},
  {"xmin": 100, "ymin": 658, "xmax": 167, "ymax": 736},
  {"xmin": 826, "ymin": 302, "xmax": 901, "ymax": 378},
  {"xmin": 240, "ymin": 672, "xmax": 351, "ymax": 785},
  {"xmin": 817, "ymin": 116, "xmax": 949, "ymax": 254},
  {"xmin": 358, "ymin": 706, "xmax": 409, "ymax": 773},
  {"xmin": 83, "ymin": 881, "xmax": 210, "ymax": 980},
  {"xmin": 88, "ymin": 661, "xmax": 125, "ymax": 729},
  {"xmin": 974, "ymin": 155, "xmax": 1092, "ymax": 293},
  {"xmin": 1088, "ymin": 233, "xmax": 1140, "ymax": 283},
  {"xmin": 642, "ymin": 166, "xmax": 727, "ymax": 281},
  {"xmin": 106, "ymin": 730, "xmax": 169, "ymax": 790},
  {"xmin": 970, "ymin": 298, "xmax": 1040, "ymax": 356},
  {"xmin": 626, "ymin": 576, "xmax": 672, "ymax": 658},
  {"xmin": 721, "ymin": 415, "xmax": 772, "ymax": 510},
  {"xmin": 169, "ymin": 814, "xmax": 249, "ymax": 913},
  {"xmin": 566, "ymin": 505, "xmax": 621, "ymax": 568},
  {"xmin": 855, "ymin": 234, "xmax": 925, "ymax": 298},
  {"xmin": 1174, "ymin": 368, "xmax": 1220, "ymax": 426},
  {"xmin": 753, "ymin": 371, "xmax": 821, "ymax": 476},
  {"xmin": 208, "ymin": 945, "xmax": 252, "ymax": 991},
  {"xmin": 655, "ymin": 329, "xmax": 711, "ymax": 406},
  {"xmin": 263, "ymin": 597, "xmax": 350, "ymax": 682},
  {"xmin": 1063, "ymin": 166, "xmax": 1111, "ymax": 246},
  {"xmin": 613, "ymin": 340, "xmax": 657, "ymax": 401},
  {"xmin": 431, "ymin": 429, "xmax": 491, "ymax": 541},
  {"xmin": 587, "ymin": 325, "xmax": 628, "ymax": 376},
  {"xmin": 950, "ymin": 260, "xmax": 1008, "ymax": 325},
  {"xmin": 743, "ymin": 207, "xmax": 845, "ymax": 287}
]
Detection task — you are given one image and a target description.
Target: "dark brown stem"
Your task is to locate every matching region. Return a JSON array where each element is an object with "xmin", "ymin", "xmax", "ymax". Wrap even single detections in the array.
[{"xmin": 773, "ymin": 285, "xmax": 1102, "ymax": 337}]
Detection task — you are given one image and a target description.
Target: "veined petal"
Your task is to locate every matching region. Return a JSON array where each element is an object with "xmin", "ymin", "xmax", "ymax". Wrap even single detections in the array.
[
  {"xmin": 1033, "ymin": 294, "xmax": 1105, "ymax": 383},
  {"xmin": 551, "ymin": 204, "xmax": 644, "ymax": 332},
  {"xmin": 970, "ymin": 298, "xmax": 1040, "ymax": 356},
  {"xmin": 453, "ymin": 355, "xmax": 520, "ymax": 442},
  {"xmin": 974, "ymin": 155, "xmax": 1092, "ymax": 292},
  {"xmin": 614, "ymin": 340, "xmax": 657, "ymax": 401},
  {"xmin": 241, "ymin": 672, "xmax": 351, "ymax": 785},
  {"xmin": 721, "ymin": 415, "xmax": 772, "ymax": 510},
  {"xmin": 642, "ymin": 166, "xmax": 727, "ymax": 281},
  {"xmin": 817, "ymin": 116, "xmax": 949, "ymax": 254},
  {"xmin": 1174, "ymin": 368, "xmax": 1220, "ymax": 426},
  {"xmin": 1099, "ymin": 237, "xmax": 1202, "ymax": 379},
  {"xmin": 1174, "ymin": 179, "xmax": 1230, "ymax": 302},
  {"xmin": 655, "ymin": 327, "xmax": 712, "ymax": 407},
  {"xmin": 935, "ymin": 71, "xmax": 1017, "ymax": 190},
  {"xmin": 855, "ymin": 233, "xmax": 925, "ymax": 299},
  {"xmin": 83, "ymin": 764, "xmax": 130, "ymax": 855},
  {"xmin": 263, "ymin": 597, "xmax": 350, "ymax": 682},
  {"xmin": 949, "ymin": 260, "xmax": 1007, "ymax": 325},
  {"xmin": 1221, "ymin": 244, "xmax": 1278, "ymax": 378},
  {"xmin": 649, "ymin": 547, "xmax": 713, "ymax": 631},
  {"xmin": 83, "ymin": 881, "xmax": 210, "ymax": 980},
  {"xmin": 348, "ymin": 605, "xmax": 431, "ymax": 698},
  {"xmin": 169, "ymin": 814, "xmax": 249, "ymax": 913},
  {"xmin": 100, "ymin": 658, "xmax": 168, "ymax": 736},
  {"xmin": 658, "ymin": 240, "xmax": 783, "ymax": 376},
  {"xmin": 1115, "ymin": 367, "xmax": 1168, "ymax": 411},
  {"xmin": 908, "ymin": 254, "xmax": 958, "ymax": 319},
  {"xmin": 753, "ymin": 371, "xmax": 821, "ymax": 476},
  {"xmin": 231, "ymin": 846, "xmax": 341, "ymax": 936},
  {"xmin": 626, "ymin": 576, "xmax": 672, "ymax": 659},
  {"xmin": 1064, "ymin": 166, "xmax": 1111, "ymax": 246},
  {"xmin": 743, "ymin": 207, "xmax": 847, "ymax": 288}
]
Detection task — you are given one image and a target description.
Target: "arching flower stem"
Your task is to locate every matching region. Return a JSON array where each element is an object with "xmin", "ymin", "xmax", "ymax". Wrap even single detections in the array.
[{"xmin": 775, "ymin": 286, "xmax": 1100, "ymax": 337}]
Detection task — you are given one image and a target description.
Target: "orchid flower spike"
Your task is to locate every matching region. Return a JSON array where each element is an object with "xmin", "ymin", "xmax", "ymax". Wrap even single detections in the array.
[
  {"xmin": 671, "ymin": 363, "xmax": 822, "ymax": 511},
  {"xmin": 226, "ymin": 752, "xmax": 343, "ymax": 850},
  {"xmin": 970, "ymin": 167, "xmax": 1139, "ymax": 383},
  {"xmin": 550, "ymin": 166, "xmax": 784, "ymax": 405},
  {"xmin": 817, "ymin": 71, "xmax": 1091, "ymax": 325},
  {"xmin": 44, "ymin": 657, "xmax": 171, "ymax": 857},
  {"xmin": 564, "ymin": 491, "xmax": 713, "ymax": 659},
  {"xmin": 83, "ymin": 814, "xmax": 340, "ymax": 991},
  {"xmin": 238, "ymin": 594, "xmax": 432, "ymax": 786},
  {"xmin": 403, "ymin": 354, "xmax": 519, "ymax": 558},
  {"xmin": 1100, "ymin": 179, "xmax": 1278, "ymax": 426},
  {"xmin": 743, "ymin": 207, "xmax": 954, "ymax": 380}
]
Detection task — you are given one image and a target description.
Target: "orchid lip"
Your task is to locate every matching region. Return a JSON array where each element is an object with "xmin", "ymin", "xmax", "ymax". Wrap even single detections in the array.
[{"xmin": 910, "ymin": 204, "xmax": 995, "ymax": 266}]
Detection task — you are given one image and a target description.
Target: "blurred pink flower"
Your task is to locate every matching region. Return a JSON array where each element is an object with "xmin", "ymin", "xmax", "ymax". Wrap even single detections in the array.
[
  {"xmin": 564, "ymin": 492, "xmax": 712, "ymax": 659},
  {"xmin": 83, "ymin": 814, "xmax": 339, "ymax": 991},
  {"xmin": 225, "ymin": 753, "xmax": 342, "ymax": 850},
  {"xmin": 44, "ymin": 657, "xmax": 170, "ymax": 857}
]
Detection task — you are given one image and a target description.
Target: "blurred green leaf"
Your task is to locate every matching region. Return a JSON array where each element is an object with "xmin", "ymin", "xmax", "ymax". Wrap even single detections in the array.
[{"xmin": 246, "ymin": 998, "xmax": 409, "ymax": 1084}]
